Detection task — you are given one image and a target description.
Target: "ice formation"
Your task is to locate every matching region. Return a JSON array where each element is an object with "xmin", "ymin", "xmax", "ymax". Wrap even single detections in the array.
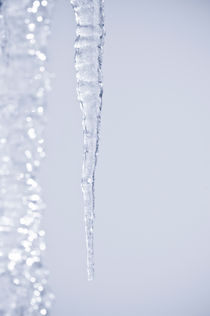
[
  {"xmin": 70, "ymin": 0, "xmax": 105, "ymax": 281},
  {"xmin": 0, "ymin": 0, "xmax": 105, "ymax": 313},
  {"xmin": 0, "ymin": 0, "xmax": 54, "ymax": 314}
]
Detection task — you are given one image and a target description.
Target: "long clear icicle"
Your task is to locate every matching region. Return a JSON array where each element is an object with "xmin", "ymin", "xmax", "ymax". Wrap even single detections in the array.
[
  {"xmin": 0, "ymin": 1, "xmax": 54, "ymax": 314},
  {"xmin": 70, "ymin": 0, "xmax": 105, "ymax": 280}
]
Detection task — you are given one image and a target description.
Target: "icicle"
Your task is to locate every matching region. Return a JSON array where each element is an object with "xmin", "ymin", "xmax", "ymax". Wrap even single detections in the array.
[
  {"xmin": 70, "ymin": 0, "xmax": 105, "ymax": 281},
  {"xmin": 0, "ymin": 1, "xmax": 54, "ymax": 314}
]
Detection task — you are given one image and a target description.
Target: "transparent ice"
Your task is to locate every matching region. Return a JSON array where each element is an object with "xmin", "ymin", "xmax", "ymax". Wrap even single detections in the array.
[
  {"xmin": 0, "ymin": 0, "xmax": 104, "ymax": 313},
  {"xmin": 71, "ymin": 0, "xmax": 105, "ymax": 281},
  {"xmin": 0, "ymin": 0, "xmax": 54, "ymax": 314}
]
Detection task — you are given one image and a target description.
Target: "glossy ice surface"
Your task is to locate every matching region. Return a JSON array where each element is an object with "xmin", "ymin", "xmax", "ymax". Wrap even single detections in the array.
[{"xmin": 71, "ymin": 0, "xmax": 105, "ymax": 281}]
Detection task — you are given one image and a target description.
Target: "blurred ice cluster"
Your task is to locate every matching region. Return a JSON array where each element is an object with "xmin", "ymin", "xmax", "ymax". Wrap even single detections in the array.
[{"xmin": 0, "ymin": 1, "xmax": 54, "ymax": 315}]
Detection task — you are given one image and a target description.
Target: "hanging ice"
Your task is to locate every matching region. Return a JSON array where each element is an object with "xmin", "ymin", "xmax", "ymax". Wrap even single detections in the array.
[
  {"xmin": 0, "ymin": 0, "xmax": 104, "ymax": 312},
  {"xmin": 70, "ymin": 0, "xmax": 105, "ymax": 280},
  {"xmin": 0, "ymin": 0, "xmax": 54, "ymax": 314}
]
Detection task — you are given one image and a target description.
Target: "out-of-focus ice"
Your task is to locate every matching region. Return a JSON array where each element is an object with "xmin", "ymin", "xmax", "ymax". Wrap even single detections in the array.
[{"xmin": 0, "ymin": 0, "xmax": 54, "ymax": 314}]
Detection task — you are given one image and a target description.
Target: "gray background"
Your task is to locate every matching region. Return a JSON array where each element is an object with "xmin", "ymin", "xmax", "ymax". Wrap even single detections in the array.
[{"xmin": 40, "ymin": 0, "xmax": 210, "ymax": 315}]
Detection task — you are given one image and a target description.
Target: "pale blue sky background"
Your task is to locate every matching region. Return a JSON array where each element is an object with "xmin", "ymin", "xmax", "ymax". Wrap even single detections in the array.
[{"xmin": 40, "ymin": 1, "xmax": 210, "ymax": 315}]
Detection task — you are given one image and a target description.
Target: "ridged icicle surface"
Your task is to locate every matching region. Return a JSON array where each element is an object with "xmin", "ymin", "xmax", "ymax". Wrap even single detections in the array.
[
  {"xmin": 70, "ymin": 0, "xmax": 105, "ymax": 281},
  {"xmin": 0, "ymin": 0, "xmax": 54, "ymax": 315}
]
